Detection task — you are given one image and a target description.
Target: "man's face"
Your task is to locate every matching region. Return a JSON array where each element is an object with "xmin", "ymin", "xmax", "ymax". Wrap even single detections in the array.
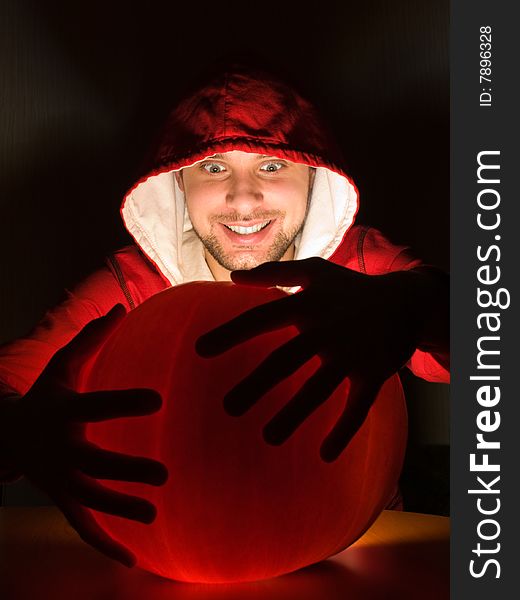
[{"xmin": 176, "ymin": 150, "xmax": 314, "ymax": 279}]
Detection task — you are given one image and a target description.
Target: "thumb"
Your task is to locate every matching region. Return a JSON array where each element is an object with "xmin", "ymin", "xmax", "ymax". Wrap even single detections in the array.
[{"xmin": 44, "ymin": 304, "xmax": 127, "ymax": 385}]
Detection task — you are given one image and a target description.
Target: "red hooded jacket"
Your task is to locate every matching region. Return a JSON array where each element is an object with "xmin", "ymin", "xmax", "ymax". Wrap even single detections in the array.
[{"xmin": 0, "ymin": 66, "xmax": 449, "ymax": 481}]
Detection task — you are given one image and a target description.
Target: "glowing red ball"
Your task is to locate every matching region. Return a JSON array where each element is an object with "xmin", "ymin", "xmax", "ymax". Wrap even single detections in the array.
[{"xmin": 79, "ymin": 281, "xmax": 407, "ymax": 583}]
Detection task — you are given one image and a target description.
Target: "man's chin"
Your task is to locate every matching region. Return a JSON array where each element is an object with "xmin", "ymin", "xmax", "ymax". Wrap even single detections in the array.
[
  {"xmin": 218, "ymin": 253, "xmax": 266, "ymax": 271},
  {"xmin": 200, "ymin": 232, "xmax": 295, "ymax": 272}
]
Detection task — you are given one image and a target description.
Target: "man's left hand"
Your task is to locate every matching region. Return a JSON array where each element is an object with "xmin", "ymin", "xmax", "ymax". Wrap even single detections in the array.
[{"xmin": 196, "ymin": 258, "xmax": 440, "ymax": 462}]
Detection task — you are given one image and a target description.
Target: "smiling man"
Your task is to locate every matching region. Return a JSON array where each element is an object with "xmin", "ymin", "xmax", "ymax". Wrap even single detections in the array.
[
  {"xmin": 176, "ymin": 151, "xmax": 315, "ymax": 278},
  {"xmin": 0, "ymin": 63, "xmax": 449, "ymax": 567}
]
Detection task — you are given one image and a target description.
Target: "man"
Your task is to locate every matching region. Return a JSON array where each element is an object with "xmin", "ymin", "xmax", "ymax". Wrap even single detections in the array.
[{"xmin": 0, "ymin": 64, "xmax": 449, "ymax": 567}]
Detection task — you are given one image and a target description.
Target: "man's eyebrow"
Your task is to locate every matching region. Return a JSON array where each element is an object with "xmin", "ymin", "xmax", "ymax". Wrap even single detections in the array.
[{"xmin": 205, "ymin": 153, "xmax": 281, "ymax": 160}]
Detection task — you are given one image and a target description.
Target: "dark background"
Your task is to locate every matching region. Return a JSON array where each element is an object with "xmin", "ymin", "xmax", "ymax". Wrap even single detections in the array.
[{"xmin": 0, "ymin": 0, "xmax": 449, "ymax": 512}]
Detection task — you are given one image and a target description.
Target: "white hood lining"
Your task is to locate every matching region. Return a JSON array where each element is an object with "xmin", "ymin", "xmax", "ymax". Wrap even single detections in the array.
[{"xmin": 122, "ymin": 164, "xmax": 358, "ymax": 287}]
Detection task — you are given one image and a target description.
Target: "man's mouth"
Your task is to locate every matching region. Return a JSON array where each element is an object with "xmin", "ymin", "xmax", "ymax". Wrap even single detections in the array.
[
  {"xmin": 218, "ymin": 218, "xmax": 276, "ymax": 246},
  {"xmin": 223, "ymin": 220, "xmax": 272, "ymax": 235}
]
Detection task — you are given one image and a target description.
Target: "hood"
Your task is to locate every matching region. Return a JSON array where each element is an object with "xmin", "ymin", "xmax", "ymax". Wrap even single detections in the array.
[{"xmin": 121, "ymin": 65, "xmax": 359, "ymax": 285}]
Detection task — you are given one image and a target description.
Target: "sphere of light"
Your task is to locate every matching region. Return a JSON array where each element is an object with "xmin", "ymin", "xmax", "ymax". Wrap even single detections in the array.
[{"xmin": 80, "ymin": 281, "xmax": 407, "ymax": 583}]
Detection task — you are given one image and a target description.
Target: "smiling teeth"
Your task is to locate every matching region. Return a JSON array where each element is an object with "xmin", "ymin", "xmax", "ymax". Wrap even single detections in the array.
[{"xmin": 225, "ymin": 221, "xmax": 271, "ymax": 234}]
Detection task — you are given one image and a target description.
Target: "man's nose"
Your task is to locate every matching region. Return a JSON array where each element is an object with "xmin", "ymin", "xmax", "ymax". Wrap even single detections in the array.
[{"xmin": 225, "ymin": 174, "xmax": 263, "ymax": 211}]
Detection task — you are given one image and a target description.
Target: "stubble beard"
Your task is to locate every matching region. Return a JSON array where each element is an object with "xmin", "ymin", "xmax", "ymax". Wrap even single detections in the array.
[
  {"xmin": 189, "ymin": 168, "xmax": 315, "ymax": 272},
  {"xmin": 195, "ymin": 212, "xmax": 305, "ymax": 272}
]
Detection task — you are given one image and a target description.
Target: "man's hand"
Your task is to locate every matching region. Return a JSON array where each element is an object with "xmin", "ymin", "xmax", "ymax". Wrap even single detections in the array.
[
  {"xmin": 196, "ymin": 258, "xmax": 448, "ymax": 462},
  {"xmin": 0, "ymin": 305, "xmax": 168, "ymax": 567}
]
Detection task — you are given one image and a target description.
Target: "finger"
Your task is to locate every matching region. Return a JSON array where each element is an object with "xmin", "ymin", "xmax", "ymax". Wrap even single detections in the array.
[
  {"xmin": 319, "ymin": 376, "xmax": 383, "ymax": 463},
  {"xmin": 68, "ymin": 473, "xmax": 157, "ymax": 524},
  {"xmin": 262, "ymin": 362, "xmax": 346, "ymax": 446},
  {"xmin": 196, "ymin": 293, "xmax": 300, "ymax": 357},
  {"xmin": 231, "ymin": 257, "xmax": 324, "ymax": 288},
  {"xmin": 55, "ymin": 495, "xmax": 136, "ymax": 567},
  {"xmin": 46, "ymin": 304, "xmax": 127, "ymax": 382},
  {"xmin": 77, "ymin": 443, "xmax": 168, "ymax": 486},
  {"xmin": 224, "ymin": 334, "xmax": 317, "ymax": 416},
  {"xmin": 66, "ymin": 388, "xmax": 162, "ymax": 422}
]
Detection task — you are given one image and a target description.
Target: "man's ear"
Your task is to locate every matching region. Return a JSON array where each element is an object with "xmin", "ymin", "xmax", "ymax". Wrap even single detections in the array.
[{"xmin": 174, "ymin": 170, "xmax": 185, "ymax": 192}]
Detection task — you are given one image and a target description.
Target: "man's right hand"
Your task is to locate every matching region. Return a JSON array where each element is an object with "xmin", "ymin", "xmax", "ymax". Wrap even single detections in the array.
[{"xmin": 0, "ymin": 304, "xmax": 168, "ymax": 567}]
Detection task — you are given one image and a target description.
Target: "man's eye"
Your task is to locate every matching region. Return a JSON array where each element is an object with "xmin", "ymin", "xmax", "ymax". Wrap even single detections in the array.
[
  {"xmin": 260, "ymin": 162, "xmax": 284, "ymax": 173},
  {"xmin": 201, "ymin": 162, "xmax": 226, "ymax": 174}
]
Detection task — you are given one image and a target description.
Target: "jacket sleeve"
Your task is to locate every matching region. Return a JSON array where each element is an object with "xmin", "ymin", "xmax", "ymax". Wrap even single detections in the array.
[
  {"xmin": 359, "ymin": 227, "xmax": 450, "ymax": 384},
  {"xmin": 0, "ymin": 265, "xmax": 130, "ymax": 482},
  {"xmin": 0, "ymin": 266, "xmax": 131, "ymax": 398}
]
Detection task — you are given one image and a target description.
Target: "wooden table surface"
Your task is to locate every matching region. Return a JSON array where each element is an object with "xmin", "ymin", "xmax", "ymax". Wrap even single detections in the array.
[{"xmin": 0, "ymin": 507, "xmax": 449, "ymax": 600}]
